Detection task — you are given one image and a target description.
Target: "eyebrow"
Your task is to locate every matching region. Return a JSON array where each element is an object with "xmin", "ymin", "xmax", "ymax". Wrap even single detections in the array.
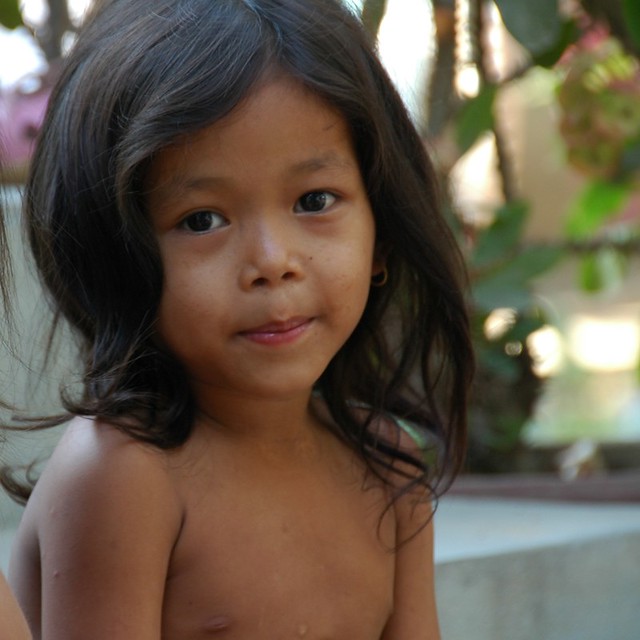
[
  {"xmin": 288, "ymin": 151, "xmax": 354, "ymax": 175},
  {"xmin": 152, "ymin": 151, "xmax": 355, "ymax": 202}
]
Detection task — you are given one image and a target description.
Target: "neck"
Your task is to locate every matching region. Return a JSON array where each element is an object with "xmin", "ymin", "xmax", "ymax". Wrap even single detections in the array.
[{"xmin": 193, "ymin": 387, "xmax": 328, "ymax": 453}]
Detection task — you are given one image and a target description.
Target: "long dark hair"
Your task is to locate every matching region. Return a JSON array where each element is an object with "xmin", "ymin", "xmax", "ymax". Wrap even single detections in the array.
[{"xmin": 15, "ymin": 0, "xmax": 473, "ymax": 501}]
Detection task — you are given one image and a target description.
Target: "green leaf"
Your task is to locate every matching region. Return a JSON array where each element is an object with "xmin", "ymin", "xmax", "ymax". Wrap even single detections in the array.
[
  {"xmin": 473, "ymin": 246, "xmax": 562, "ymax": 312},
  {"xmin": 579, "ymin": 249, "xmax": 628, "ymax": 293},
  {"xmin": 579, "ymin": 254, "xmax": 602, "ymax": 292},
  {"xmin": 623, "ymin": 0, "xmax": 640, "ymax": 50},
  {"xmin": 565, "ymin": 181, "xmax": 631, "ymax": 239},
  {"xmin": 472, "ymin": 274, "xmax": 531, "ymax": 312},
  {"xmin": 494, "ymin": 0, "xmax": 562, "ymax": 56},
  {"xmin": 455, "ymin": 84, "xmax": 497, "ymax": 153},
  {"xmin": 504, "ymin": 245, "xmax": 564, "ymax": 281},
  {"xmin": 0, "ymin": 0, "xmax": 22, "ymax": 29},
  {"xmin": 533, "ymin": 19, "xmax": 579, "ymax": 68},
  {"xmin": 621, "ymin": 140, "xmax": 640, "ymax": 175},
  {"xmin": 471, "ymin": 201, "xmax": 528, "ymax": 269},
  {"xmin": 360, "ymin": 0, "xmax": 388, "ymax": 39}
]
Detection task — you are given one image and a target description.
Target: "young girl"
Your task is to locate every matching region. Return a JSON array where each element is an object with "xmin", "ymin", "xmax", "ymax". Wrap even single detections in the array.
[{"xmin": 6, "ymin": 0, "xmax": 473, "ymax": 638}]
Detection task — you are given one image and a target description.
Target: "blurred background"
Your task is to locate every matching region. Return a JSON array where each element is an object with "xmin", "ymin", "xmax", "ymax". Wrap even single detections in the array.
[{"xmin": 0, "ymin": 0, "xmax": 639, "ymax": 496}]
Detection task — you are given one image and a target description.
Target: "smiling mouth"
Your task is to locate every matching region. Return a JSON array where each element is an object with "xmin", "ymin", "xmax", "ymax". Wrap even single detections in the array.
[{"xmin": 239, "ymin": 317, "xmax": 313, "ymax": 345}]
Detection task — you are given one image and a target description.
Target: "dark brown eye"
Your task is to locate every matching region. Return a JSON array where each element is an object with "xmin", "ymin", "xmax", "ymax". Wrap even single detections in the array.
[
  {"xmin": 180, "ymin": 211, "xmax": 225, "ymax": 233},
  {"xmin": 295, "ymin": 191, "xmax": 336, "ymax": 213}
]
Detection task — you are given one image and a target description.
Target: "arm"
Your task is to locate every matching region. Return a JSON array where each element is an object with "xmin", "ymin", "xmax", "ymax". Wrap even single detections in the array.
[
  {"xmin": 380, "ymin": 495, "xmax": 440, "ymax": 640},
  {"xmin": 373, "ymin": 417, "xmax": 441, "ymax": 640},
  {"xmin": 0, "ymin": 571, "xmax": 31, "ymax": 640},
  {"xmin": 11, "ymin": 420, "xmax": 183, "ymax": 640}
]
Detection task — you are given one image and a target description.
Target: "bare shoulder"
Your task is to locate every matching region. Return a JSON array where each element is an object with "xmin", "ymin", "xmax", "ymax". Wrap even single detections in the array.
[
  {"xmin": 11, "ymin": 417, "xmax": 184, "ymax": 639},
  {"xmin": 26, "ymin": 416, "xmax": 183, "ymax": 524}
]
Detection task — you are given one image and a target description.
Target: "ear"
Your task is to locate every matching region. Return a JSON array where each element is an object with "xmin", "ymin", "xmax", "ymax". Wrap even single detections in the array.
[{"xmin": 371, "ymin": 243, "xmax": 389, "ymax": 277}]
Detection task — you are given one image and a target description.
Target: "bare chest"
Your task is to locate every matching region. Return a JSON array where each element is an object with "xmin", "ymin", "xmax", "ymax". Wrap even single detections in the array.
[{"xmin": 161, "ymin": 463, "xmax": 396, "ymax": 639}]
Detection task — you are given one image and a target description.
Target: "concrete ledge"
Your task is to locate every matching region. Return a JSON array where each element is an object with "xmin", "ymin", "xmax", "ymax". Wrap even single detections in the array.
[
  {"xmin": 449, "ymin": 471, "xmax": 640, "ymax": 503},
  {"xmin": 435, "ymin": 498, "xmax": 640, "ymax": 640}
]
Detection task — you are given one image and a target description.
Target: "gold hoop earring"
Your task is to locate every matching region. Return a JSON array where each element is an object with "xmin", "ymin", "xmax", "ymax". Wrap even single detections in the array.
[{"xmin": 371, "ymin": 267, "xmax": 388, "ymax": 287}]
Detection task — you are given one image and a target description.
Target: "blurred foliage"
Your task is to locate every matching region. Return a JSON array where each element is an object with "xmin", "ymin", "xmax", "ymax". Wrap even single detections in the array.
[
  {"xmin": 0, "ymin": 0, "xmax": 72, "ymax": 60},
  {"xmin": 494, "ymin": 0, "xmax": 563, "ymax": 56},
  {"xmin": 558, "ymin": 38, "xmax": 640, "ymax": 181},
  {"xmin": 0, "ymin": 0, "xmax": 22, "ymax": 29},
  {"xmin": 362, "ymin": 0, "xmax": 640, "ymax": 472}
]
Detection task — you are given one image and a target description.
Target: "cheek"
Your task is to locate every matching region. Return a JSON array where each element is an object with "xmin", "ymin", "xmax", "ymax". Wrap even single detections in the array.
[
  {"xmin": 155, "ymin": 273, "xmax": 220, "ymax": 350},
  {"xmin": 158, "ymin": 248, "xmax": 227, "ymax": 318},
  {"xmin": 324, "ymin": 243, "xmax": 375, "ymax": 318},
  {"xmin": 157, "ymin": 280, "xmax": 228, "ymax": 334},
  {"xmin": 154, "ymin": 285, "xmax": 228, "ymax": 376}
]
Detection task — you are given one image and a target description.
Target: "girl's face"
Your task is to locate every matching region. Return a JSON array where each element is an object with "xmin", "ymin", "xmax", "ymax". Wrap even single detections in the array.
[{"xmin": 146, "ymin": 76, "xmax": 380, "ymax": 407}]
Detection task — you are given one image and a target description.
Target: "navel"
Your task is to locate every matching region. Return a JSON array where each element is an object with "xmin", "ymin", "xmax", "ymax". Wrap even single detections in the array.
[{"xmin": 203, "ymin": 614, "xmax": 233, "ymax": 633}]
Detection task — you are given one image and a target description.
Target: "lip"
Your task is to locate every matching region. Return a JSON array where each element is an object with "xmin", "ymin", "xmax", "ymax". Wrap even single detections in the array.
[{"xmin": 239, "ymin": 317, "xmax": 313, "ymax": 345}]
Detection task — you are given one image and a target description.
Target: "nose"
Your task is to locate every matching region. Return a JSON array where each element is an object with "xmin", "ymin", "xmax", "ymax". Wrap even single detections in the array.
[{"xmin": 238, "ymin": 216, "xmax": 304, "ymax": 290}]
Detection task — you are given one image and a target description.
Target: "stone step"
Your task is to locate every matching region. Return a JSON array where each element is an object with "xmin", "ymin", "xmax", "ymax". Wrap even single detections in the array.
[{"xmin": 435, "ymin": 497, "xmax": 640, "ymax": 640}]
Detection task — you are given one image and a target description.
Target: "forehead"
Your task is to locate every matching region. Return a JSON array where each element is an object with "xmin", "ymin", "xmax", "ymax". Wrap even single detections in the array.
[{"xmin": 145, "ymin": 76, "xmax": 358, "ymax": 192}]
